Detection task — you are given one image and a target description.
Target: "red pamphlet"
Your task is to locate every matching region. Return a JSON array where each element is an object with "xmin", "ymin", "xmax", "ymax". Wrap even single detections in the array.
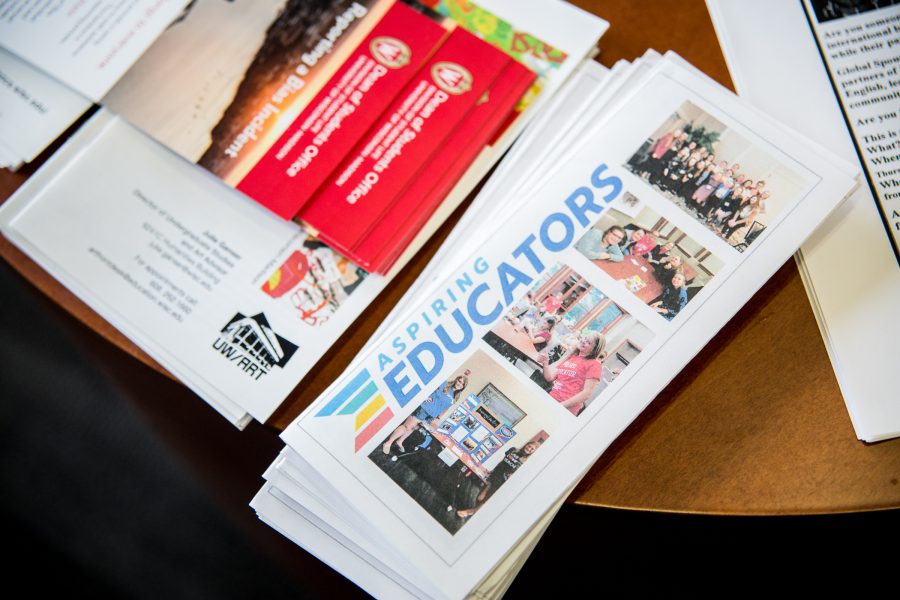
[
  {"xmin": 357, "ymin": 60, "xmax": 535, "ymax": 273},
  {"xmin": 299, "ymin": 27, "xmax": 522, "ymax": 265},
  {"xmin": 236, "ymin": 2, "xmax": 448, "ymax": 219}
]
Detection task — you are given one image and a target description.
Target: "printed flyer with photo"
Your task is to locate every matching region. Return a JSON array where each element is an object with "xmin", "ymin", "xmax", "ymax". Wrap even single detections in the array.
[{"xmin": 262, "ymin": 54, "xmax": 858, "ymax": 598}]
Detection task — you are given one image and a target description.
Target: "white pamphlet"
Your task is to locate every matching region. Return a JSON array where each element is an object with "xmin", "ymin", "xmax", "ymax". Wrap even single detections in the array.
[
  {"xmin": 0, "ymin": 0, "xmax": 190, "ymax": 101},
  {"xmin": 274, "ymin": 54, "xmax": 857, "ymax": 598},
  {"xmin": 0, "ymin": 47, "xmax": 91, "ymax": 168},
  {"xmin": 707, "ymin": 0, "xmax": 900, "ymax": 441}
]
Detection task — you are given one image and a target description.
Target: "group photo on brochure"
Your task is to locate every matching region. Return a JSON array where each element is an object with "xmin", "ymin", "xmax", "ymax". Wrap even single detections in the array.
[
  {"xmin": 625, "ymin": 101, "xmax": 806, "ymax": 252},
  {"xmin": 369, "ymin": 257, "xmax": 658, "ymax": 533},
  {"xmin": 573, "ymin": 193, "xmax": 723, "ymax": 321},
  {"xmin": 484, "ymin": 263, "xmax": 653, "ymax": 415}
]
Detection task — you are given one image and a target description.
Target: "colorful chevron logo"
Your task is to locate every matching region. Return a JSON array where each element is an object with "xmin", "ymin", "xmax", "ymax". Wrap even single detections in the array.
[{"xmin": 315, "ymin": 369, "xmax": 394, "ymax": 452}]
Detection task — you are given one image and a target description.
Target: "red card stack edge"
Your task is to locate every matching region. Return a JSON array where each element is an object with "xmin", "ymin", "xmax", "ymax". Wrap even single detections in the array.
[
  {"xmin": 236, "ymin": 2, "xmax": 449, "ymax": 219},
  {"xmin": 357, "ymin": 61, "xmax": 535, "ymax": 274},
  {"xmin": 299, "ymin": 27, "xmax": 528, "ymax": 271}
]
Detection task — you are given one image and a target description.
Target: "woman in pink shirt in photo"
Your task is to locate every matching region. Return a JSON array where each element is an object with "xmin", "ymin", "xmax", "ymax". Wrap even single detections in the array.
[{"xmin": 538, "ymin": 332, "xmax": 606, "ymax": 416}]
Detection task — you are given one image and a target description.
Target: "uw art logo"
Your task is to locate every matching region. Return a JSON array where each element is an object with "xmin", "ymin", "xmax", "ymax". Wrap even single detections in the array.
[
  {"xmin": 431, "ymin": 61, "xmax": 472, "ymax": 95},
  {"xmin": 315, "ymin": 369, "xmax": 394, "ymax": 452},
  {"xmin": 212, "ymin": 313, "xmax": 298, "ymax": 381},
  {"xmin": 370, "ymin": 36, "xmax": 411, "ymax": 69}
]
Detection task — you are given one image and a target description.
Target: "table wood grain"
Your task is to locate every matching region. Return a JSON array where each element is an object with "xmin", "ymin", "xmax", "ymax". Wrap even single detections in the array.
[{"xmin": 2, "ymin": 0, "xmax": 898, "ymax": 515}]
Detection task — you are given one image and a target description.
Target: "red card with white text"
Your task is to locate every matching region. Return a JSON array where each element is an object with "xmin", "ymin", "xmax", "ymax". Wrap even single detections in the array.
[
  {"xmin": 299, "ymin": 27, "xmax": 517, "ymax": 262},
  {"xmin": 236, "ymin": 2, "xmax": 448, "ymax": 219},
  {"xmin": 359, "ymin": 60, "xmax": 535, "ymax": 273}
]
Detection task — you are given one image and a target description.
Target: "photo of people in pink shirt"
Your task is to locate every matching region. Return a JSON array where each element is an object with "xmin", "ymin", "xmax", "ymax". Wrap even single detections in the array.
[{"xmin": 484, "ymin": 264, "xmax": 654, "ymax": 417}]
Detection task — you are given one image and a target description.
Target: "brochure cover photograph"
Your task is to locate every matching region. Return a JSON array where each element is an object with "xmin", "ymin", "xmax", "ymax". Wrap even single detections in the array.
[
  {"xmin": 484, "ymin": 263, "xmax": 654, "ymax": 416},
  {"xmin": 625, "ymin": 100, "xmax": 809, "ymax": 252},
  {"xmin": 574, "ymin": 198, "xmax": 725, "ymax": 321},
  {"xmin": 370, "ymin": 350, "xmax": 552, "ymax": 534},
  {"xmin": 260, "ymin": 239, "xmax": 368, "ymax": 327}
]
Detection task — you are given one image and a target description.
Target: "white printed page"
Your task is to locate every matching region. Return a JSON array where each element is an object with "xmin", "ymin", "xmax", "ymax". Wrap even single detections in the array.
[
  {"xmin": 801, "ymin": 0, "xmax": 900, "ymax": 257},
  {"xmin": 0, "ymin": 111, "xmax": 387, "ymax": 423},
  {"xmin": 0, "ymin": 46, "xmax": 91, "ymax": 165},
  {"xmin": 0, "ymin": 0, "xmax": 189, "ymax": 101},
  {"xmin": 708, "ymin": 0, "xmax": 900, "ymax": 441},
  {"xmin": 280, "ymin": 56, "xmax": 856, "ymax": 599}
]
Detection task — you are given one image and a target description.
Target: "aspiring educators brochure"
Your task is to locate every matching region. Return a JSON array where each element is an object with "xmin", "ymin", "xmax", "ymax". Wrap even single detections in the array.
[
  {"xmin": 267, "ymin": 53, "xmax": 858, "ymax": 598},
  {"xmin": 255, "ymin": 59, "xmax": 613, "ymax": 599}
]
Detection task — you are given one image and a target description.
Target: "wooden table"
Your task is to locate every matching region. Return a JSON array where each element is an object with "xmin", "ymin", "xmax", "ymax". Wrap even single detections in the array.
[
  {"xmin": 489, "ymin": 320, "xmax": 542, "ymax": 362},
  {"xmin": 2, "ymin": 0, "xmax": 899, "ymax": 516}
]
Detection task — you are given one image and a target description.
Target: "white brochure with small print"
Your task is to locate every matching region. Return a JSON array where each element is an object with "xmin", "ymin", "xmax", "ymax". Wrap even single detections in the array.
[
  {"xmin": 707, "ymin": 0, "xmax": 900, "ymax": 441},
  {"xmin": 0, "ymin": 0, "xmax": 190, "ymax": 101},
  {"xmin": 0, "ymin": 111, "xmax": 387, "ymax": 425}
]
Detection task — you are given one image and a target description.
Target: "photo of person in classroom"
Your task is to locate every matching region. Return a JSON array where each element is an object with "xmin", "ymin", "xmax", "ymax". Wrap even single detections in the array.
[
  {"xmin": 625, "ymin": 100, "xmax": 806, "ymax": 251},
  {"xmin": 369, "ymin": 351, "xmax": 554, "ymax": 534},
  {"xmin": 483, "ymin": 264, "xmax": 654, "ymax": 417},
  {"xmin": 575, "ymin": 199, "xmax": 724, "ymax": 321}
]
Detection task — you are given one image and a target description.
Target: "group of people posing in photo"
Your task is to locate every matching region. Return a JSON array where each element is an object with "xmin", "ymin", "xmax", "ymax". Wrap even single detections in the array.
[
  {"xmin": 379, "ymin": 370, "xmax": 543, "ymax": 522},
  {"xmin": 634, "ymin": 127, "xmax": 769, "ymax": 246},
  {"xmin": 576, "ymin": 223, "xmax": 691, "ymax": 321}
]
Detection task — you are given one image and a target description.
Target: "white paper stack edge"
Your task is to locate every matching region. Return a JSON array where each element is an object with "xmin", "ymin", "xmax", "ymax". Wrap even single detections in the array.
[{"xmin": 253, "ymin": 51, "xmax": 861, "ymax": 598}]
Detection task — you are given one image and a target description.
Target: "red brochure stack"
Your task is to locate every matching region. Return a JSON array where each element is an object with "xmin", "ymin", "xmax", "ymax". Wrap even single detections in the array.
[{"xmin": 236, "ymin": 1, "xmax": 534, "ymax": 273}]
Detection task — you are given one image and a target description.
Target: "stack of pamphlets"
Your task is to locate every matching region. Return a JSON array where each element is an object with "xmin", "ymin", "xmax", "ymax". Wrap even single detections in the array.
[
  {"xmin": 707, "ymin": 0, "xmax": 900, "ymax": 441},
  {"xmin": 252, "ymin": 51, "xmax": 860, "ymax": 598},
  {"xmin": 0, "ymin": 0, "xmax": 606, "ymax": 427}
]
